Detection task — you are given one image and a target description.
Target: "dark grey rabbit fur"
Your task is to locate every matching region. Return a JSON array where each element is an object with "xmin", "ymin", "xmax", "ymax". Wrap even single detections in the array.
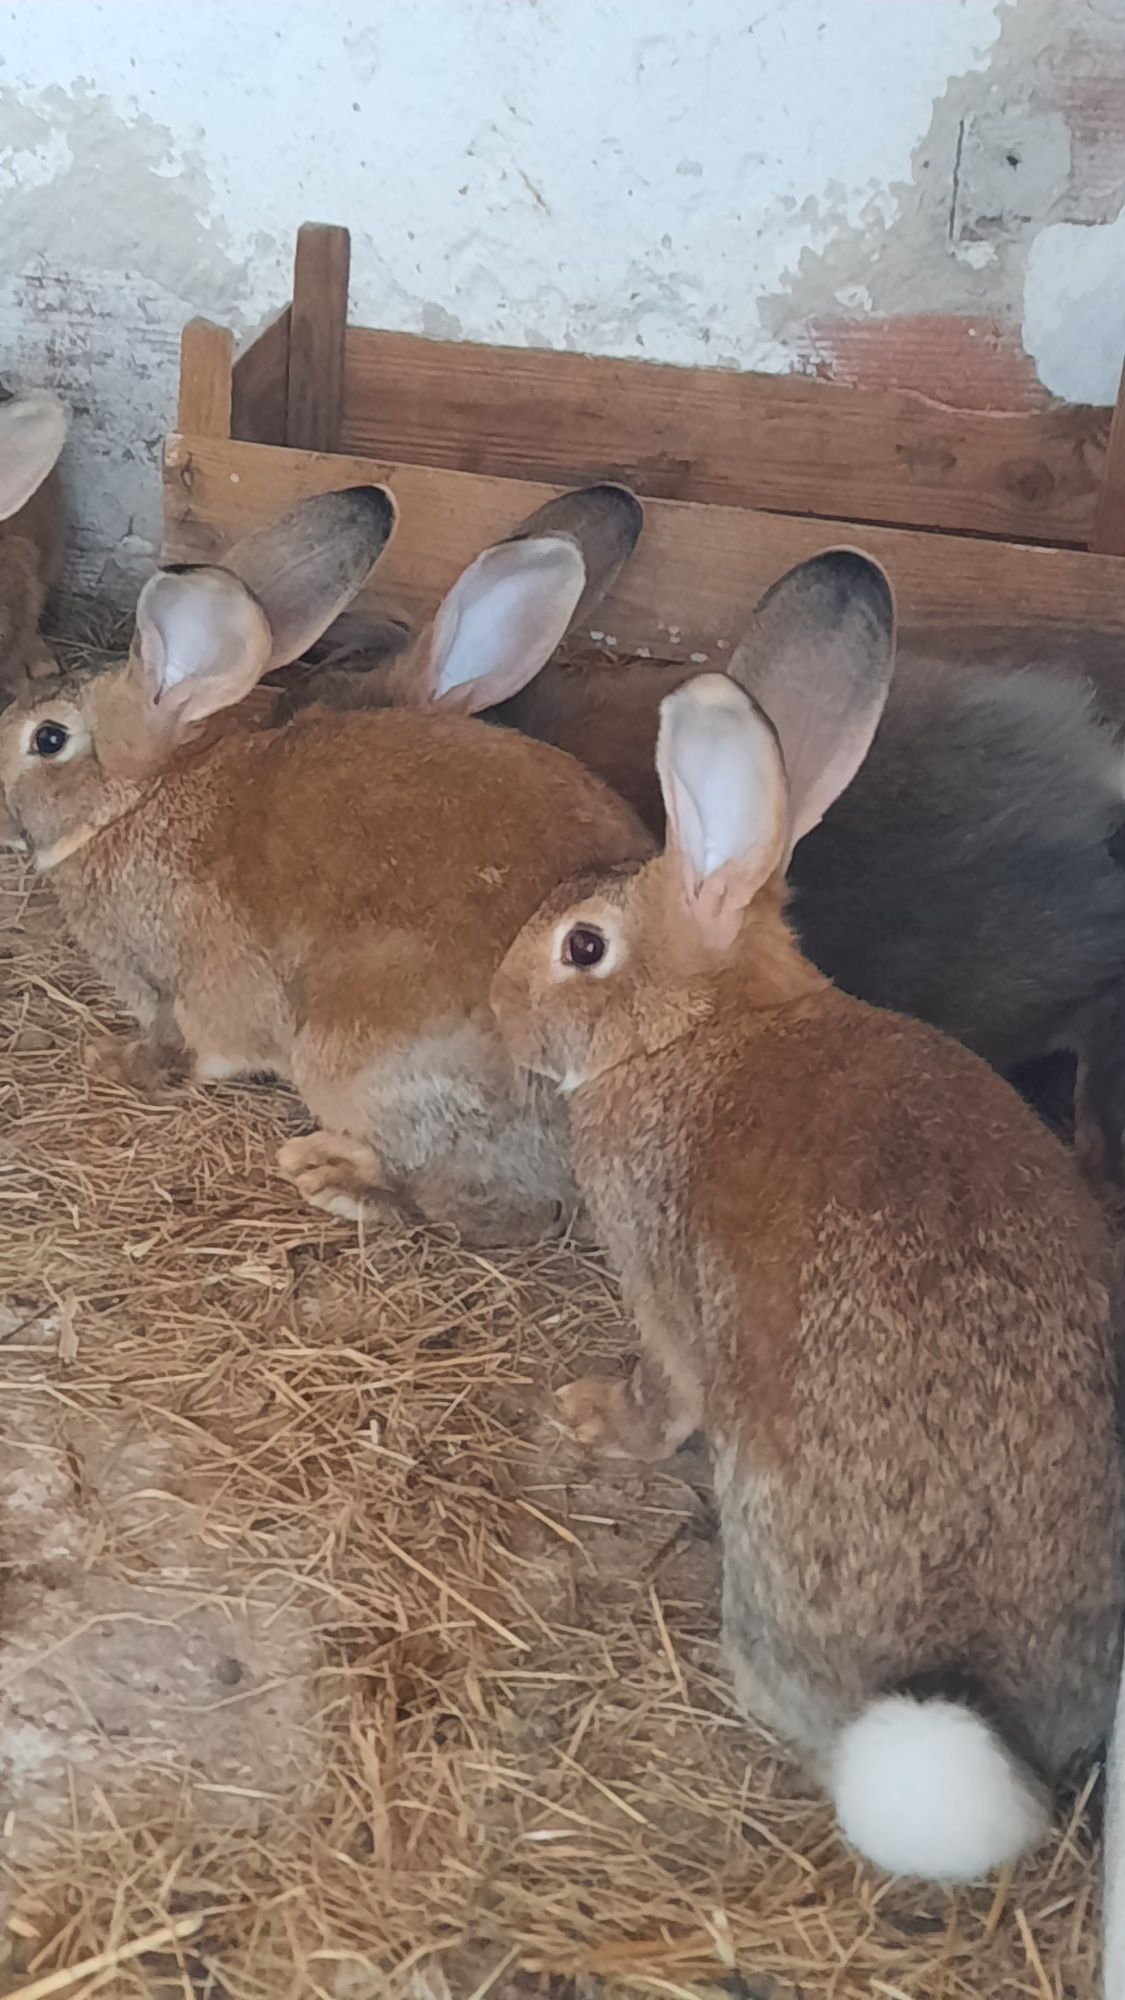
[{"xmin": 790, "ymin": 662, "xmax": 1125, "ymax": 1175}]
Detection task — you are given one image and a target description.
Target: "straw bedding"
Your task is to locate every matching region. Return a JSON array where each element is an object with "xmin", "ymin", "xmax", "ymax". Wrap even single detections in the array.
[{"xmin": 0, "ymin": 616, "xmax": 1104, "ymax": 1999}]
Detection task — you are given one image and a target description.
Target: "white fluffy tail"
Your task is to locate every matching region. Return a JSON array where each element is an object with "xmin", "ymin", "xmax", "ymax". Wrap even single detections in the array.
[{"xmin": 832, "ymin": 1694, "xmax": 1049, "ymax": 1882}]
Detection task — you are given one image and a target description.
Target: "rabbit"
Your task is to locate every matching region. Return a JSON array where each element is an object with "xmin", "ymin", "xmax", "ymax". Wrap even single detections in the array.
[
  {"xmin": 0, "ymin": 485, "xmax": 651, "ymax": 1247},
  {"xmin": 0, "ymin": 388, "xmax": 69, "ymax": 704},
  {"xmin": 281, "ymin": 486, "xmax": 1125, "ymax": 1179},
  {"xmin": 492, "ymin": 594, "xmax": 1125, "ymax": 1185},
  {"xmin": 488, "ymin": 551, "xmax": 1125, "ymax": 1883},
  {"xmin": 516, "ymin": 607, "xmax": 1125, "ymax": 1185}
]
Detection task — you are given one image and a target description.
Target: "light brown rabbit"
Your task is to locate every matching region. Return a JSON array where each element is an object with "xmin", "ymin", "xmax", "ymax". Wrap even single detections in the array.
[
  {"xmin": 0, "ymin": 487, "xmax": 650, "ymax": 1245},
  {"xmin": 0, "ymin": 388, "xmax": 68, "ymax": 703},
  {"xmin": 490, "ymin": 554, "xmax": 1125, "ymax": 1881}
]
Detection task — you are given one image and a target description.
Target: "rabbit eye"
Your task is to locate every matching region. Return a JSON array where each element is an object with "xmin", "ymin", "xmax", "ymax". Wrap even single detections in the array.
[
  {"xmin": 33, "ymin": 721, "xmax": 69, "ymax": 759},
  {"xmin": 563, "ymin": 925, "xmax": 607, "ymax": 970}
]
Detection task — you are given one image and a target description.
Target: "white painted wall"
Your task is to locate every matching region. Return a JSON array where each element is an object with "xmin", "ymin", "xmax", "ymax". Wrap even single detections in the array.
[{"xmin": 0, "ymin": 0, "xmax": 1122, "ymax": 597}]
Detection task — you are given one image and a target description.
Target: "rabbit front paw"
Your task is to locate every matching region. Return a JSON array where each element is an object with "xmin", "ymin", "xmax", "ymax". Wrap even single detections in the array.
[
  {"xmin": 277, "ymin": 1130, "xmax": 395, "ymax": 1222},
  {"xmin": 556, "ymin": 1372, "xmax": 671, "ymax": 1461}
]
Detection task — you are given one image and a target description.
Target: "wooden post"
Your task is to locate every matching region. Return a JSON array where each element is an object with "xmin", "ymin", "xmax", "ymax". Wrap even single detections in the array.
[
  {"xmin": 1093, "ymin": 348, "xmax": 1125, "ymax": 555},
  {"xmin": 177, "ymin": 319, "xmax": 234, "ymax": 438},
  {"xmin": 285, "ymin": 222, "xmax": 351, "ymax": 452}
]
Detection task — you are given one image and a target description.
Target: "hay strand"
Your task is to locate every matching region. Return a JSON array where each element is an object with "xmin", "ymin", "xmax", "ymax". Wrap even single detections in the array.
[{"xmin": 7, "ymin": 1915, "xmax": 202, "ymax": 1998}]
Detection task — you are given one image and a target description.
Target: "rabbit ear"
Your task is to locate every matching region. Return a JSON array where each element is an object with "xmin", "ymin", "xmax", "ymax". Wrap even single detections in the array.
[
  {"xmin": 132, "ymin": 568, "xmax": 274, "ymax": 731},
  {"xmin": 656, "ymin": 674, "xmax": 788, "ymax": 953},
  {"xmin": 409, "ymin": 535, "xmax": 587, "ymax": 713},
  {"xmin": 217, "ymin": 485, "xmax": 397, "ymax": 671},
  {"xmin": 728, "ymin": 549, "xmax": 895, "ymax": 857},
  {"xmin": 503, "ymin": 483, "xmax": 643, "ymax": 629},
  {"xmin": 0, "ymin": 392, "xmax": 68, "ymax": 521}
]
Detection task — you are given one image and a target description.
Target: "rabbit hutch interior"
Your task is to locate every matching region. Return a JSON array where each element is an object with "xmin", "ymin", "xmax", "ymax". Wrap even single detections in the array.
[{"xmin": 5, "ymin": 5, "xmax": 1125, "ymax": 1997}]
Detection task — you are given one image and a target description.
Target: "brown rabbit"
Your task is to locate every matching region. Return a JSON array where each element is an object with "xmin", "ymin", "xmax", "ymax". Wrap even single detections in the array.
[
  {"xmin": 490, "ymin": 554, "xmax": 1125, "ymax": 1880},
  {"xmin": 0, "ymin": 487, "xmax": 650, "ymax": 1245},
  {"xmin": 0, "ymin": 388, "xmax": 68, "ymax": 703},
  {"xmin": 495, "ymin": 579, "xmax": 1125, "ymax": 1183},
  {"xmin": 286, "ymin": 494, "xmax": 1125, "ymax": 1178}
]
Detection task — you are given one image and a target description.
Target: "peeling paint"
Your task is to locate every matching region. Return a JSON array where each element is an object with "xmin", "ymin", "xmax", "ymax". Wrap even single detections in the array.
[
  {"xmin": 1024, "ymin": 204, "xmax": 1125, "ymax": 403},
  {"xmin": 763, "ymin": 0, "xmax": 1125, "ymax": 402},
  {"xmin": 0, "ymin": 86, "xmax": 248, "ymax": 307},
  {"xmin": 0, "ymin": 0, "xmax": 1121, "ymax": 594}
]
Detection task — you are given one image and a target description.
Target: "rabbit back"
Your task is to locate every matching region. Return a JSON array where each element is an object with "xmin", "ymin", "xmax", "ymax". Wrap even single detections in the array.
[
  {"xmin": 568, "ymin": 982, "xmax": 1125, "ymax": 1779},
  {"xmin": 55, "ymin": 705, "xmax": 652, "ymax": 1085}
]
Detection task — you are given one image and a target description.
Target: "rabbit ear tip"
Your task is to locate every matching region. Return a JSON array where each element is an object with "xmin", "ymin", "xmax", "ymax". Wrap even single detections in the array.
[{"xmin": 344, "ymin": 484, "xmax": 397, "ymax": 541}]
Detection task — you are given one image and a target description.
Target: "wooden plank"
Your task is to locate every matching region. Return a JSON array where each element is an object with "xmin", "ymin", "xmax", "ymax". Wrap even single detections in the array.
[
  {"xmin": 162, "ymin": 433, "xmax": 1125, "ymax": 673},
  {"xmin": 177, "ymin": 320, "xmax": 234, "ymax": 439},
  {"xmin": 1092, "ymin": 352, "xmax": 1125, "ymax": 555},
  {"xmin": 231, "ymin": 307, "xmax": 292, "ymax": 446},
  {"xmin": 800, "ymin": 313, "xmax": 1050, "ymax": 413},
  {"xmin": 286, "ymin": 223, "xmax": 350, "ymax": 452},
  {"xmin": 338, "ymin": 325, "xmax": 1109, "ymax": 549}
]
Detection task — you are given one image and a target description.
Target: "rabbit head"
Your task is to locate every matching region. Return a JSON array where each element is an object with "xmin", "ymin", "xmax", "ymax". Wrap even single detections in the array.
[
  {"xmin": 0, "ymin": 484, "xmax": 395, "ymax": 869},
  {"xmin": 491, "ymin": 550, "xmax": 895, "ymax": 1089},
  {"xmin": 0, "ymin": 389, "xmax": 69, "ymax": 703}
]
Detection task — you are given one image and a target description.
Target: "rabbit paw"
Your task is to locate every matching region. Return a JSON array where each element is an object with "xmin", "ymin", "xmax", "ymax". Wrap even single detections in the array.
[
  {"xmin": 84, "ymin": 1035, "xmax": 184, "ymax": 1102},
  {"xmin": 556, "ymin": 1374, "xmax": 658, "ymax": 1460},
  {"xmin": 277, "ymin": 1131, "xmax": 394, "ymax": 1222}
]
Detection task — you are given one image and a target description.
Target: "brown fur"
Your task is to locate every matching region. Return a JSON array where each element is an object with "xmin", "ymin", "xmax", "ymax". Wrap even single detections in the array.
[
  {"xmin": 0, "ymin": 386, "xmax": 66, "ymax": 702},
  {"xmin": 490, "ymin": 678, "xmax": 1125, "ymax": 1847},
  {"xmin": 0, "ymin": 536, "xmax": 50, "ymax": 694}
]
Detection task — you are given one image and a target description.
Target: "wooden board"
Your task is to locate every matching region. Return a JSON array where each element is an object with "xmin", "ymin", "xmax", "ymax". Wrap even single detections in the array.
[
  {"xmin": 177, "ymin": 321, "xmax": 233, "ymax": 439},
  {"xmin": 231, "ymin": 308, "xmax": 291, "ymax": 447},
  {"xmin": 1094, "ymin": 352, "xmax": 1125, "ymax": 556},
  {"xmin": 337, "ymin": 326, "xmax": 1110, "ymax": 550},
  {"xmin": 286, "ymin": 224, "xmax": 350, "ymax": 453},
  {"xmin": 163, "ymin": 434, "xmax": 1125, "ymax": 671}
]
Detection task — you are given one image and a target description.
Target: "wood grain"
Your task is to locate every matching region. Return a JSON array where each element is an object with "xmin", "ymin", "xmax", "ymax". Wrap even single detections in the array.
[
  {"xmin": 162, "ymin": 434, "xmax": 1125, "ymax": 670},
  {"xmin": 286, "ymin": 223, "xmax": 350, "ymax": 453},
  {"xmin": 177, "ymin": 321, "xmax": 233, "ymax": 439},
  {"xmin": 1093, "ymin": 353, "xmax": 1125, "ymax": 556},
  {"xmin": 801, "ymin": 313, "xmax": 1051, "ymax": 414},
  {"xmin": 336, "ymin": 325, "xmax": 1109, "ymax": 549},
  {"xmin": 232, "ymin": 308, "xmax": 291, "ymax": 447}
]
